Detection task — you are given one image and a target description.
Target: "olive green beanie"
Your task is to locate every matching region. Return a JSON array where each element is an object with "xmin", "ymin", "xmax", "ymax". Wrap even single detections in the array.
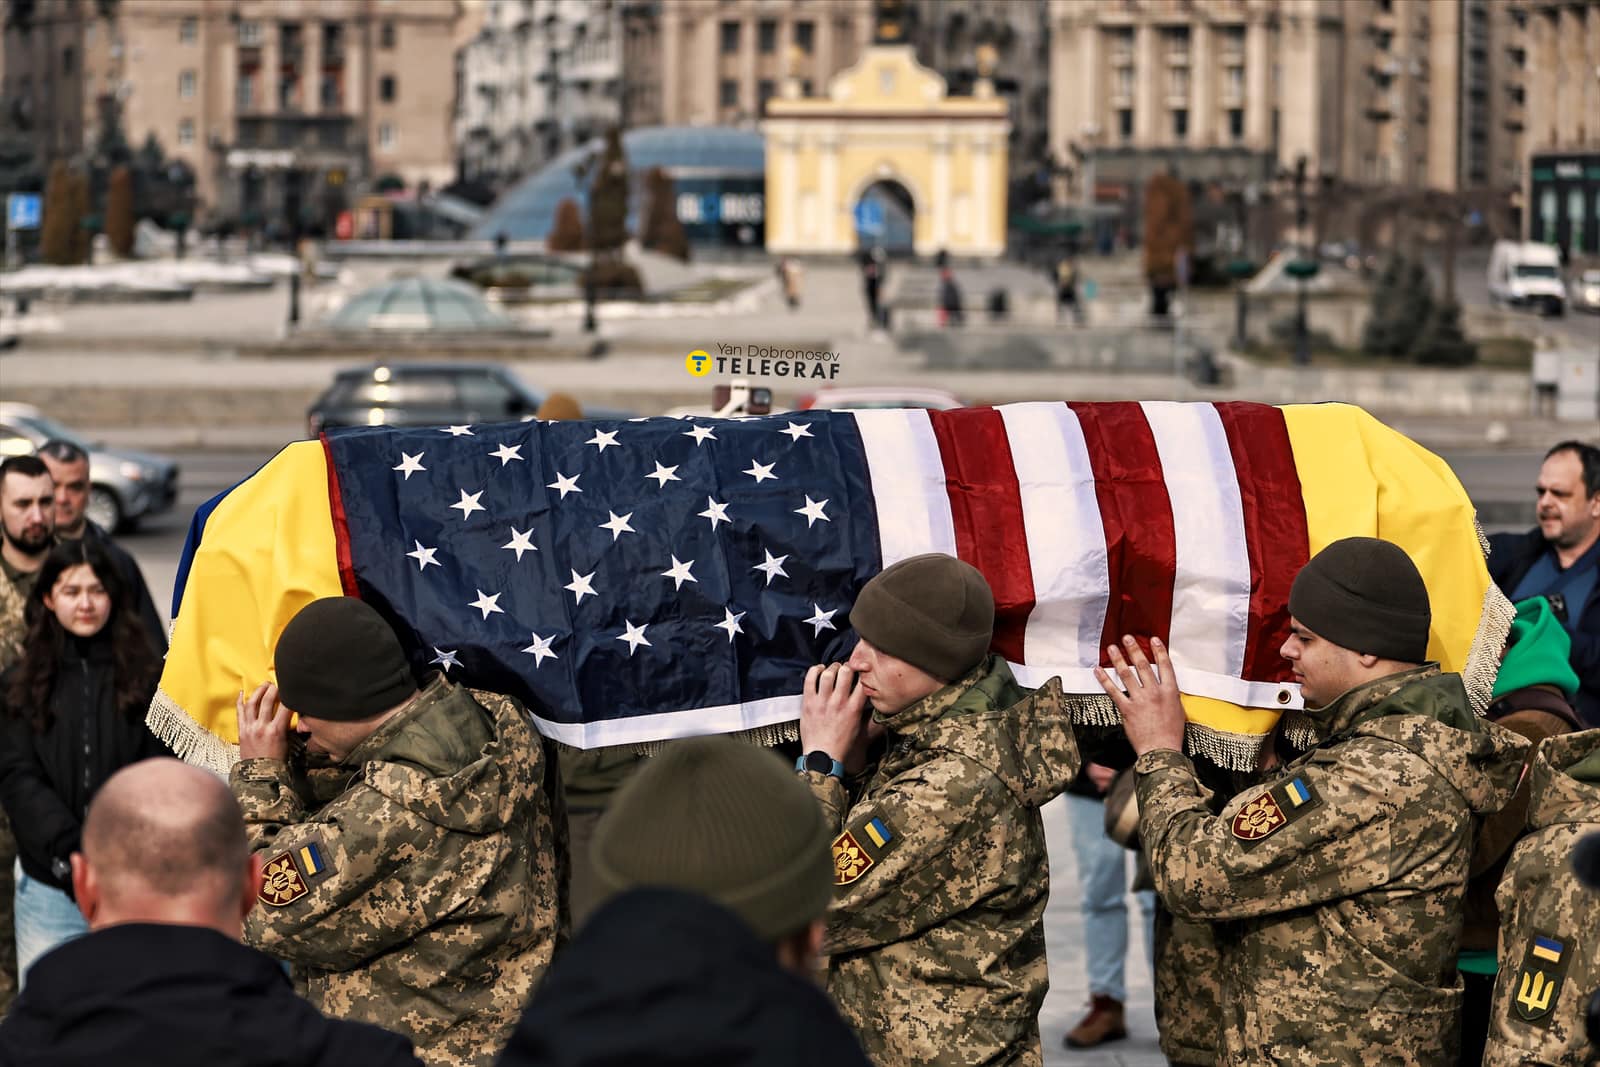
[
  {"xmin": 590, "ymin": 736, "xmax": 834, "ymax": 942},
  {"xmin": 849, "ymin": 553, "xmax": 995, "ymax": 682},
  {"xmin": 274, "ymin": 597, "xmax": 417, "ymax": 721},
  {"xmin": 1491, "ymin": 596, "xmax": 1580, "ymax": 701},
  {"xmin": 1287, "ymin": 537, "xmax": 1432, "ymax": 663}
]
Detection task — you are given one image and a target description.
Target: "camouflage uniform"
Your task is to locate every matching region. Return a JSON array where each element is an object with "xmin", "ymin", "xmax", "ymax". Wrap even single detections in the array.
[
  {"xmin": 0, "ymin": 560, "xmax": 34, "ymax": 1015},
  {"xmin": 1135, "ymin": 665, "xmax": 1526, "ymax": 1066},
  {"xmin": 1483, "ymin": 728, "xmax": 1600, "ymax": 1066},
  {"xmin": 804, "ymin": 656, "xmax": 1080, "ymax": 1066},
  {"xmin": 231, "ymin": 676, "xmax": 564, "ymax": 1067}
]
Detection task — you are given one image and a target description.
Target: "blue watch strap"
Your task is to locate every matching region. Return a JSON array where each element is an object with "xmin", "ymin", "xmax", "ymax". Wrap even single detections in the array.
[{"xmin": 796, "ymin": 752, "xmax": 846, "ymax": 780}]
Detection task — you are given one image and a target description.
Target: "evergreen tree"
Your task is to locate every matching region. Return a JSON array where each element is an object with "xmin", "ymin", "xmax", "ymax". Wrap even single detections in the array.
[
  {"xmin": 40, "ymin": 159, "xmax": 73, "ymax": 264},
  {"xmin": 1409, "ymin": 298, "xmax": 1477, "ymax": 366},
  {"xmin": 1362, "ymin": 254, "xmax": 1435, "ymax": 358},
  {"xmin": 640, "ymin": 167, "xmax": 688, "ymax": 262},
  {"xmin": 586, "ymin": 126, "xmax": 629, "ymax": 255},
  {"xmin": 67, "ymin": 168, "xmax": 91, "ymax": 264}
]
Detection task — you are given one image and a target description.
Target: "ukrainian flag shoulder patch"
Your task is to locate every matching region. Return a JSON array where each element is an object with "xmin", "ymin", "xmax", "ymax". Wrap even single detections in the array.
[
  {"xmin": 1511, "ymin": 930, "xmax": 1571, "ymax": 1028},
  {"xmin": 832, "ymin": 813, "xmax": 900, "ymax": 887}
]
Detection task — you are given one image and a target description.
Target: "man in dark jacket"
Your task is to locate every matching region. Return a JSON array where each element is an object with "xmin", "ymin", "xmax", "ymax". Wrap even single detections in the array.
[
  {"xmin": 1107, "ymin": 537, "xmax": 1527, "ymax": 1065},
  {"xmin": 497, "ymin": 736, "xmax": 870, "ymax": 1067},
  {"xmin": 0, "ymin": 757, "xmax": 422, "ymax": 1067},
  {"xmin": 37, "ymin": 439, "xmax": 166, "ymax": 655},
  {"xmin": 1488, "ymin": 440, "xmax": 1600, "ymax": 725}
]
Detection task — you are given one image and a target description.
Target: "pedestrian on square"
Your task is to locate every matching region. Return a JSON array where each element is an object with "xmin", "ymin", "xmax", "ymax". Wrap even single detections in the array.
[
  {"xmin": 798, "ymin": 553, "xmax": 1080, "ymax": 1066},
  {"xmin": 231, "ymin": 596, "xmax": 566, "ymax": 1067},
  {"xmin": 37, "ymin": 439, "xmax": 166, "ymax": 656},
  {"xmin": 1056, "ymin": 255, "xmax": 1085, "ymax": 325},
  {"xmin": 0, "ymin": 453, "xmax": 58, "ymax": 1012},
  {"xmin": 0, "ymin": 758, "xmax": 424, "ymax": 1067},
  {"xmin": 1457, "ymin": 596, "xmax": 1581, "ymax": 1064},
  {"xmin": 0, "ymin": 539, "xmax": 169, "ymax": 984},
  {"xmin": 497, "ymin": 736, "xmax": 871, "ymax": 1067},
  {"xmin": 938, "ymin": 265, "xmax": 965, "ymax": 328},
  {"xmin": 1487, "ymin": 441, "xmax": 1600, "ymax": 726},
  {"xmin": 1059, "ymin": 742, "xmax": 1155, "ymax": 1050},
  {"xmin": 1106, "ymin": 537, "xmax": 1527, "ymax": 1065},
  {"xmin": 1482, "ymin": 729, "xmax": 1600, "ymax": 1066}
]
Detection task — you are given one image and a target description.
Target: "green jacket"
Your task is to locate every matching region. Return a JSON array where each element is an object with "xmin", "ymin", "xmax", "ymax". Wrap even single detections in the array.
[
  {"xmin": 805, "ymin": 656, "xmax": 1080, "ymax": 1067},
  {"xmin": 1136, "ymin": 666, "xmax": 1528, "ymax": 1066},
  {"xmin": 231, "ymin": 678, "xmax": 565, "ymax": 1067},
  {"xmin": 1485, "ymin": 728, "xmax": 1600, "ymax": 1067}
]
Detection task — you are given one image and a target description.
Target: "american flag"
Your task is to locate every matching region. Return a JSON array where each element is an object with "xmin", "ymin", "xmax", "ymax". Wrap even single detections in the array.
[{"xmin": 321, "ymin": 400, "xmax": 1310, "ymax": 749}]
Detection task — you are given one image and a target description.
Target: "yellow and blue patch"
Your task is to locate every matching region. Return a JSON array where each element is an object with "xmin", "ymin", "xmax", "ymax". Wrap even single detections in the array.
[
  {"xmin": 864, "ymin": 817, "xmax": 893, "ymax": 848},
  {"xmin": 1531, "ymin": 936, "xmax": 1563, "ymax": 964},
  {"xmin": 298, "ymin": 842, "xmax": 326, "ymax": 878},
  {"xmin": 1512, "ymin": 930, "xmax": 1571, "ymax": 1027},
  {"xmin": 832, "ymin": 813, "xmax": 901, "ymax": 888},
  {"xmin": 1285, "ymin": 778, "xmax": 1312, "ymax": 808}
]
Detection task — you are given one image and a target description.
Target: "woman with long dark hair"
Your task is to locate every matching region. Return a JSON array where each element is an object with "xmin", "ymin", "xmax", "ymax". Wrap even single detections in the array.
[{"xmin": 0, "ymin": 539, "xmax": 169, "ymax": 983}]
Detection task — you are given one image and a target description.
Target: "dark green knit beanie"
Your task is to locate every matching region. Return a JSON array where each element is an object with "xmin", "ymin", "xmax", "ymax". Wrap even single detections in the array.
[
  {"xmin": 1287, "ymin": 537, "xmax": 1432, "ymax": 663},
  {"xmin": 1492, "ymin": 596, "xmax": 1579, "ymax": 701},
  {"xmin": 849, "ymin": 553, "xmax": 994, "ymax": 682},
  {"xmin": 273, "ymin": 597, "xmax": 418, "ymax": 721},
  {"xmin": 590, "ymin": 736, "xmax": 834, "ymax": 942}
]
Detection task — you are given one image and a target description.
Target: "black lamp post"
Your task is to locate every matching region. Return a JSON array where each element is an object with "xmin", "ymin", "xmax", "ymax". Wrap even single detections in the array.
[{"xmin": 1283, "ymin": 156, "xmax": 1321, "ymax": 366}]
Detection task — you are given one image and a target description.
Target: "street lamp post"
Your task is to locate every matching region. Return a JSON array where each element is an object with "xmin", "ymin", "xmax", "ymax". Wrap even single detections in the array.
[{"xmin": 1291, "ymin": 156, "xmax": 1310, "ymax": 366}]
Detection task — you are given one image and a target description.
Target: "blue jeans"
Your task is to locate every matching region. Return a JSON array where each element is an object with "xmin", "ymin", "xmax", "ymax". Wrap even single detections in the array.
[
  {"xmin": 1066, "ymin": 792, "xmax": 1155, "ymax": 1002},
  {"xmin": 14, "ymin": 860, "xmax": 89, "ymax": 986}
]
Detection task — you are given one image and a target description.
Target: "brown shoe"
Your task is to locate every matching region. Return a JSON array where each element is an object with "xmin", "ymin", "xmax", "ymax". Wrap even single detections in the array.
[{"xmin": 1064, "ymin": 994, "xmax": 1127, "ymax": 1048}]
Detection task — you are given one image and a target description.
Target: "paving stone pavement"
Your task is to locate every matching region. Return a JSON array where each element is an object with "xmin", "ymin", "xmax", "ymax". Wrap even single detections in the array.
[{"xmin": 1038, "ymin": 795, "xmax": 1169, "ymax": 1067}]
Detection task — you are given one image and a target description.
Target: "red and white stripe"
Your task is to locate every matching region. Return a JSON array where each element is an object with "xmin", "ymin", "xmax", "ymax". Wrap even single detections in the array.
[{"xmin": 852, "ymin": 401, "xmax": 1308, "ymax": 711}]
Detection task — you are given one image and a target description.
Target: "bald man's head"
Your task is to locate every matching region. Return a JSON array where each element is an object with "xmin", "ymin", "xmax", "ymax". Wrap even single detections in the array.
[{"xmin": 76, "ymin": 759, "xmax": 254, "ymax": 929}]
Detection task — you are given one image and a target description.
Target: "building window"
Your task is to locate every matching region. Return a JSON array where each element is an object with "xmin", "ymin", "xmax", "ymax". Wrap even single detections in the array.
[
  {"xmin": 758, "ymin": 19, "xmax": 777, "ymax": 54},
  {"xmin": 180, "ymin": 16, "xmax": 198, "ymax": 44},
  {"xmin": 795, "ymin": 20, "xmax": 814, "ymax": 55},
  {"xmin": 1172, "ymin": 108, "xmax": 1188, "ymax": 140},
  {"xmin": 378, "ymin": 121, "xmax": 396, "ymax": 152},
  {"xmin": 61, "ymin": 46, "xmax": 75, "ymax": 74},
  {"xmin": 178, "ymin": 118, "xmax": 195, "ymax": 145},
  {"xmin": 237, "ymin": 76, "xmax": 255, "ymax": 110},
  {"xmin": 238, "ymin": 20, "xmax": 262, "ymax": 46},
  {"xmin": 1168, "ymin": 66, "xmax": 1189, "ymax": 101},
  {"xmin": 1117, "ymin": 108, "xmax": 1134, "ymax": 142},
  {"xmin": 758, "ymin": 79, "xmax": 775, "ymax": 108},
  {"xmin": 179, "ymin": 70, "xmax": 197, "ymax": 99},
  {"xmin": 719, "ymin": 21, "xmax": 739, "ymax": 54},
  {"xmin": 379, "ymin": 21, "xmax": 396, "ymax": 49},
  {"xmin": 719, "ymin": 79, "xmax": 738, "ymax": 108},
  {"xmin": 1228, "ymin": 108, "xmax": 1245, "ymax": 141},
  {"xmin": 1225, "ymin": 66, "xmax": 1244, "ymax": 102},
  {"xmin": 1113, "ymin": 65, "xmax": 1133, "ymax": 102},
  {"xmin": 380, "ymin": 75, "xmax": 396, "ymax": 103}
]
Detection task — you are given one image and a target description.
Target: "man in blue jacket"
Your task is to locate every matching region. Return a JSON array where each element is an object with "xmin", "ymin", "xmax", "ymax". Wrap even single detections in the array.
[{"xmin": 1488, "ymin": 440, "xmax": 1600, "ymax": 726}]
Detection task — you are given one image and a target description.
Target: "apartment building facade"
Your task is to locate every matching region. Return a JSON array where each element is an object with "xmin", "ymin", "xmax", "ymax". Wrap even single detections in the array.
[{"xmin": 1, "ymin": 0, "xmax": 458, "ymax": 231}]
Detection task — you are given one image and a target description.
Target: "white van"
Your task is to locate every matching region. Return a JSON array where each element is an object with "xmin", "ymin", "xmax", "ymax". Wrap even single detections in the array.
[{"xmin": 1488, "ymin": 240, "xmax": 1567, "ymax": 315}]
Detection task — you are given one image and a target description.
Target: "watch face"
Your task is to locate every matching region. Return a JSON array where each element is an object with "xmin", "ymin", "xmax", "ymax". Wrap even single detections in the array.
[{"xmin": 805, "ymin": 751, "xmax": 834, "ymax": 774}]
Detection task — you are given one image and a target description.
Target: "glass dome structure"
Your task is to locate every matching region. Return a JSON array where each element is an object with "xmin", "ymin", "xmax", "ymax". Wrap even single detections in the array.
[
  {"xmin": 470, "ymin": 126, "xmax": 766, "ymax": 244},
  {"xmin": 324, "ymin": 276, "xmax": 520, "ymax": 333}
]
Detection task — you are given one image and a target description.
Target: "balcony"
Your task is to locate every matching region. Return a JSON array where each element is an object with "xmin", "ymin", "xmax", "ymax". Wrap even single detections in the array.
[{"xmin": 233, "ymin": 114, "xmax": 355, "ymax": 153}]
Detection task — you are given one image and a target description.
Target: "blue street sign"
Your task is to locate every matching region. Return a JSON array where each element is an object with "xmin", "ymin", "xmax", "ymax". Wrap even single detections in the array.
[
  {"xmin": 6, "ymin": 193, "xmax": 41, "ymax": 231},
  {"xmin": 853, "ymin": 198, "xmax": 885, "ymax": 236}
]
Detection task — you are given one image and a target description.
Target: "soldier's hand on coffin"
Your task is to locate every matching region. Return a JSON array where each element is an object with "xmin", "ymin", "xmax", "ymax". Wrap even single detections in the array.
[
  {"xmin": 237, "ymin": 680, "xmax": 293, "ymax": 762},
  {"xmin": 1096, "ymin": 636, "xmax": 1186, "ymax": 758},
  {"xmin": 801, "ymin": 661, "xmax": 872, "ymax": 772}
]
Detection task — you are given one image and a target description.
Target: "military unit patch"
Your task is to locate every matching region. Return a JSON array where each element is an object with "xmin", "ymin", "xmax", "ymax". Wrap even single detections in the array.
[
  {"xmin": 1511, "ymin": 931, "xmax": 1570, "ymax": 1028},
  {"xmin": 1230, "ymin": 775, "xmax": 1321, "ymax": 849},
  {"xmin": 832, "ymin": 814, "xmax": 899, "ymax": 886},
  {"xmin": 258, "ymin": 837, "xmax": 335, "ymax": 907}
]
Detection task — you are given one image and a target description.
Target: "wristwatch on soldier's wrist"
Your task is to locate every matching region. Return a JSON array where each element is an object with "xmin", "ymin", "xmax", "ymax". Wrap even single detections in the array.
[{"xmin": 797, "ymin": 751, "xmax": 846, "ymax": 781}]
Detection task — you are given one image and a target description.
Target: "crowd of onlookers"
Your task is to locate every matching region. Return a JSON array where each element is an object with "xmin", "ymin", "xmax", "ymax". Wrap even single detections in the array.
[{"xmin": 0, "ymin": 439, "xmax": 1592, "ymax": 1067}]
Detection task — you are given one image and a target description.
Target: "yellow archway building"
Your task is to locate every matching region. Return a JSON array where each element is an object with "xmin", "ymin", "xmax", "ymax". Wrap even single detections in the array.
[{"xmin": 762, "ymin": 44, "xmax": 1010, "ymax": 258}]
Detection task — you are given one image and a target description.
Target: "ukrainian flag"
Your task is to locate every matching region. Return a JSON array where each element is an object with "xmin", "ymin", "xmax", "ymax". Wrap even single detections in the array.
[
  {"xmin": 1532, "ymin": 936, "xmax": 1564, "ymax": 963},
  {"xmin": 298, "ymin": 842, "xmax": 325, "ymax": 878},
  {"xmin": 864, "ymin": 818, "xmax": 893, "ymax": 848},
  {"xmin": 1285, "ymin": 778, "xmax": 1312, "ymax": 807}
]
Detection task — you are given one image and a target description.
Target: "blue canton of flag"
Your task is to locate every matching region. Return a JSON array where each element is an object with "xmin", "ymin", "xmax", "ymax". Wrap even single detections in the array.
[{"xmin": 325, "ymin": 413, "xmax": 882, "ymax": 747}]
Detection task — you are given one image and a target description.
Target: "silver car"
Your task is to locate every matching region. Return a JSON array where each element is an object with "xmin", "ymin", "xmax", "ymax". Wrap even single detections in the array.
[
  {"xmin": 1570, "ymin": 268, "xmax": 1600, "ymax": 314},
  {"xmin": 0, "ymin": 402, "xmax": 180, "ymax": 532}
]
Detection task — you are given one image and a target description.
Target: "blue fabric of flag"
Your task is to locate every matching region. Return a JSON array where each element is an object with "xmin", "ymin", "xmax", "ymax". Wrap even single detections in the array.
[{"xmin": 324, "ymin": 412, "xmax": 883, "ymax": 745}]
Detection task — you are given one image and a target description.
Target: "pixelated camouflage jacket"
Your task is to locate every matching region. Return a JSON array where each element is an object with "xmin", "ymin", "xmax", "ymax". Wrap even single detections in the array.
[
  {"xmin": 1484, "ymin": 728, "xmax": 1600, "ymax": 1067},
  {"xmin": 230, "ymin": 677, "xmax": 564, "ymax": 1067},
  {"xmin": 804, "ymin": 655, "xmax": 1081, "ymax": 1067},
  {"xmin": 1135, "ymin": 665, "xmax": 1528, "ymax": 1067},
  {"xmin": 0, "ymin": 564, "xmax": 28, "ymax": 674}
]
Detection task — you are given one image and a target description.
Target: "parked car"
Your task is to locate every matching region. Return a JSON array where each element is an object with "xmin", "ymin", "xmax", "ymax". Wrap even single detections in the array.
[
  {"xmin": 1569, "ymin": 268, "xmax": 1600, "ymax": 314},
  {"xmin": 306, "ymin": 363, "xmax": 631, "ymax": 436},
  {"xmin": 0, "ymin": 403, "xmax": 181, "ymax": 532},
  {"xmin": 794, "ymin": 386, "xmax": 966, "ymax": 411},
  {"xmin": 1487, "ymin": 240, "xmax": 1567, "ymax": 316}
]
